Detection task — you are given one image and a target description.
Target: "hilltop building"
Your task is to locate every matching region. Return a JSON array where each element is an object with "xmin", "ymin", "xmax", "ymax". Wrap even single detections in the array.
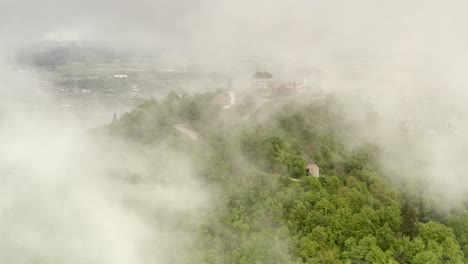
[
  {"xmin": 272, "ymin": 81, "xmax": 298, "ymax": 96},
  {"xmin": 252, "ymin": 71, "xmax": 273, "ymax": 94},
  {"xmin": 272, "ymin": 79, "xmax": 308, "ymax": 95}
]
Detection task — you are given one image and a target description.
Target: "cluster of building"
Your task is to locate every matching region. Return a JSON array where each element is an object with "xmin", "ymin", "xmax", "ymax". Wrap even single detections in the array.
[
  {"xmin": 208, "ymin": 70, "xmax": 320, "ymax": 178},
  {"xmin": 252, "ymin": 71, "xmax": 308, "ymax": 96},
  {"xmin": 210, "ymin": 70, "xmax": 311, "ymax": 109}
]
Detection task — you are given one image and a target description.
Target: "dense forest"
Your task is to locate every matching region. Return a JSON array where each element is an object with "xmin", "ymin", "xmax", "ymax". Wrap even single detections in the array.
[{"xmin": 98, "ymin": 91, "xmax": 468, "ymax": 263}]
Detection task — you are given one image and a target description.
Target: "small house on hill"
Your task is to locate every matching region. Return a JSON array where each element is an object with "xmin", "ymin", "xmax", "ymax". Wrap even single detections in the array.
[{"xmin": 305, "ymin": 156, "xmax": 320, "ymax": 177}]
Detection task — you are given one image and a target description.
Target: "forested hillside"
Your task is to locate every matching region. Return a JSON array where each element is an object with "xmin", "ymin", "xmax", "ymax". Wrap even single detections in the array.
[{"xmin": 100, "ymin": 92, "xmax": 468, "ymax": 263}]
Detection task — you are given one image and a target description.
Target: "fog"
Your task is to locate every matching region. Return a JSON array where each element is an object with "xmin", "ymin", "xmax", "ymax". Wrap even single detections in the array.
[
  {"xmin": 0, "ymin": 67, "xmax": 212, "ymax": 263},
  {"xmin": 1, "ymin": 0, "xmax": 468, "ymax": 262}
]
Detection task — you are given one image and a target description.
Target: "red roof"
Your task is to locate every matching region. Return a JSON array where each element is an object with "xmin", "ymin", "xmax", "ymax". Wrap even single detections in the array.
[{"xmin": 273, "ymin": 81, "xmax": 297, "ymax": 89}]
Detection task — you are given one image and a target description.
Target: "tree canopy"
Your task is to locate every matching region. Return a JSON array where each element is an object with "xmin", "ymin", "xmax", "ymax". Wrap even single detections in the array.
[{"xmin": 102, "ymin": 92, "xmax": 468, "ymax": 263}]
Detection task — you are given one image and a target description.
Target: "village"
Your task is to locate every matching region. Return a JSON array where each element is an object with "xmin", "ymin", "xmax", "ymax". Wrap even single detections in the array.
[{"xmin": 173, "ymin": 69, "xmax": 325, "ymax": 179}]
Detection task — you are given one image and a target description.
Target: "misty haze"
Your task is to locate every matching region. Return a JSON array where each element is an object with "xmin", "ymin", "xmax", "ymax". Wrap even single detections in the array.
[{"xmin": 1, "ymin": 0, "xmax": 468, "ymax": 263}]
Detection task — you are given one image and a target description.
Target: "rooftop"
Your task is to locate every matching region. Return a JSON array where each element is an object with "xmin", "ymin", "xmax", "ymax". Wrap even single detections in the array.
[{"xmin": 254, "ymin": 71, "xmax": 272, "ymax": 79}]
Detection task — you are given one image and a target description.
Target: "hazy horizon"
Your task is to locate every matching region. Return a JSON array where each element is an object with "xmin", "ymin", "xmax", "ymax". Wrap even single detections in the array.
[{"xmin": 2, "ymin": 1, "xmax": 468, "ymax": 263}]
